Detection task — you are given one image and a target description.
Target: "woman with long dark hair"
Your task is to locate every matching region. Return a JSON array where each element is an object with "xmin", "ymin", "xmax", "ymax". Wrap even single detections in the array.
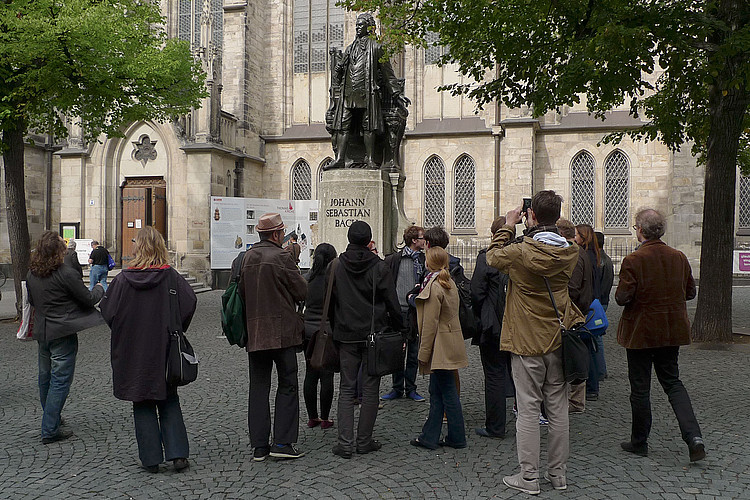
[
  {"xmin": 100, "ymin": 226, "xmax": 197, "ymax": 473},
  {"xmin": 411, "ymin": 246, "xmax": 468, "ymax": 450},
  {"xmin": 575, "ymin": 224, "xmax": 603, "ymax": 402},
  {"xmin": 26, "ymin": 231, "xmax": 104, "ymax": 444},
  {"xmin": 302, "ymin": 243, "xmax": 338, "ymax": 429}
]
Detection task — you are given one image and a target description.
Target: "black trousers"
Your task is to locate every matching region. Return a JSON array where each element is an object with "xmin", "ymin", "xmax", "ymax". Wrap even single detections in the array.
[
  {"xmin": 626, "ymin": 346, "xmax": 702, "ymax": 446},
  {"xmin": 478, "ymin": 343, "xmax": 510, "ymax": 436},
  {"xmin": 248, "ymin": 346, "xmax": 299, "ymax": 448},
  {"xmin": 303, "ymin": 360, "xmax": 334, "ymax": 420}
]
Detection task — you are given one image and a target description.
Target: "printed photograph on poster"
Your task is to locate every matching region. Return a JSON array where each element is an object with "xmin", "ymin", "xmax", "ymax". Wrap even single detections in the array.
[{"xmin": 210, "ymin": 196, "xmax": 319, "ymax": 269}]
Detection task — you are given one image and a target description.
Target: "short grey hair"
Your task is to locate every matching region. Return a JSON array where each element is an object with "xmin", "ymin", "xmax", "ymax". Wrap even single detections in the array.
[
  {"xmin": 67, "ymin": 239, "xmax": 77, "ymax": 250},
  {"xmin": 635, "ymin": 208, "xmax": 666, "ymax": 240},
  {"xmin": 357, "ymin": 12, "xmax": 376, "ymax": 28}
]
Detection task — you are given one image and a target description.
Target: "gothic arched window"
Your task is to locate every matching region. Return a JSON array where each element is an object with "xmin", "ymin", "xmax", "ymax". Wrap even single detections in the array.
[
  {"xmin": 453, "ymin": 155, "xmax": 476, "ymax": 230},
  {"xmin": 178, "ymin": 0, "xmax": 223, "ymax": 53},
  {"xmin": 294, "ymin": 0, "xmax": 344, "ymax": 74},
  {"xmin": 291, "ymin": 160, "xmax": 312, "ymax": 200},
  {"xmin": 740, "ymin": 173, "xmax": 750, "ymax": 230},
  {"xmin": 604, "ymin": 150, "xmax": 630, "ymax": 229},
  {"xmin": 423, "ymin": 156, "xmax": 445, "ymax": 228},
  {"xmin": 570, "ymin": 151, "xmax": 595, "ymax": 225}
]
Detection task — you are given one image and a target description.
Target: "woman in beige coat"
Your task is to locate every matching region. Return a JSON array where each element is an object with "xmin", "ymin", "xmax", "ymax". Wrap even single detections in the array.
[{"xmin": 410, "ymin": 247, "xmax": 468, "ymax": 450}]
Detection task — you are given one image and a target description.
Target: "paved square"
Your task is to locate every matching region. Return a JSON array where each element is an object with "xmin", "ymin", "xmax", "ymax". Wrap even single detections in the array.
[{"xmin": 1, "ymin": 289, "xmax": 749, "ymax": 499}]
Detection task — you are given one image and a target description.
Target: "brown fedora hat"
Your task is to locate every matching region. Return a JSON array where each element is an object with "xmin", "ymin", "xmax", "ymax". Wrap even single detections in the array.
[{"xmin": 256, "ymin": 212, "xmax": 285, "ymax": 232}]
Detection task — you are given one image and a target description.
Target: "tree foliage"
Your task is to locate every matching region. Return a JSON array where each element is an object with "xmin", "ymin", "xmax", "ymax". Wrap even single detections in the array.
[
  {"xmin": 343, "ymin": 0, "xmax": 749, "ymax": 174},
  {"xmin": 343, "ymin": 0, "xmax": 750, "ymax": 342},
  {"xmin": 1, "ymin": 0, "xmax": 207, "ymax": 317},
  {"xmin": 0, "ymin": 0, "xmax": 206, "ymax": 143}
]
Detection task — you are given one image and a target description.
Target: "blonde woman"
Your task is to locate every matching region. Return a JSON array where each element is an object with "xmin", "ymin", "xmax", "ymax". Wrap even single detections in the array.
[
  {"xmin": 100, "ymin": 226, "xmax": 197, "ymax": 473},
  {"xmin": 410, "ymin": 247, "xmax": 468, "ymax": 450}
]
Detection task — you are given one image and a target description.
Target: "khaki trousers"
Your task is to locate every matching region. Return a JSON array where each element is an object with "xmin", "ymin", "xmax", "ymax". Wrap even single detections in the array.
[{"xmin": 511, "ymin": 349, "xmax": 569, "ymax": 478}]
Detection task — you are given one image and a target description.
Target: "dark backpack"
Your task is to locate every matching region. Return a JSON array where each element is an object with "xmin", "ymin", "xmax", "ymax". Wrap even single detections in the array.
[
  {"xmin": 221, "ymin": 278, "xmax": 247, "ymax": 348},
  {"xmin": 450, "ymin": 265, "xmax": 477, "ymax": 340}
]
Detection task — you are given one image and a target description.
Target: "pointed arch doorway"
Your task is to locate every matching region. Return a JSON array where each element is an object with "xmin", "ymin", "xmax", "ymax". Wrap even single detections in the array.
[{"xmin": 121, "ymin": 177, "xmax": 167, "ymax": 265}]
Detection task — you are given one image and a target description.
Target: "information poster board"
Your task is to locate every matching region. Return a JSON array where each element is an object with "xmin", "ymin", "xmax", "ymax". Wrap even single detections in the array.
[
  {"xmin": 210, "ymin": 197, "xmax": 319, "ymax": 269},
  {"xmin": 734, "ymin": 250, "xmax": 750, "ymax": 275}
]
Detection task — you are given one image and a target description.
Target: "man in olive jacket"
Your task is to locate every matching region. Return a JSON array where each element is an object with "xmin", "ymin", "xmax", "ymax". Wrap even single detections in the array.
[
  {"xmin": 239, "ymin": 213, "xmax": 308, "ymax": 462},
  {"xmin": 616, "ymin": 208, "xmax": 705, "ymax": 462},
  {"xmin": 486, "ymin": 191, "xmax": 583, "ymax": 495}
]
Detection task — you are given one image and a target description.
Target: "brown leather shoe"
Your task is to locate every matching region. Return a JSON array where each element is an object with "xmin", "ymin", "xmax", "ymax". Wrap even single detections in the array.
[{"xmin": 173, "ymin": 458, "xmax": 189, "ymax": 471}]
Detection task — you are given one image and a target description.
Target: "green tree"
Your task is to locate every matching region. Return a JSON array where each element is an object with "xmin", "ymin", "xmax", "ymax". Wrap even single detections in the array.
[
  {"xmin": 344, "ymin": 0, "xmax": 750, "ymax": 342},
  {"xmin": 1, "ymin": 0, "xmax": 206, "ymax": 316}
]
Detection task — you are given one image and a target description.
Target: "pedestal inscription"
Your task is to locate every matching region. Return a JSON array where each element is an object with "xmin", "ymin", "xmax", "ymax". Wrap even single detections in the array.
[{"xmin": 320, "ymin": 169, "xmax": 392, "ymax": 254}]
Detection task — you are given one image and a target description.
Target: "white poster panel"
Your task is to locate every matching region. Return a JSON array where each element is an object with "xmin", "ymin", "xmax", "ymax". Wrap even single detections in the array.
[
  {"xmin": 210, "ymin": 197, "xmax": 319, "ymax": 269},
  {"xmin": 73, "ymin": 239, "xmax": 94, "ymax": 265}
]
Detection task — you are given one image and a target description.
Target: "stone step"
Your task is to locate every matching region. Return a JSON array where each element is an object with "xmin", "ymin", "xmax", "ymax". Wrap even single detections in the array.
[{"xmin": 82, "ymin": 268, "xmax": 210, "ymax": 293}]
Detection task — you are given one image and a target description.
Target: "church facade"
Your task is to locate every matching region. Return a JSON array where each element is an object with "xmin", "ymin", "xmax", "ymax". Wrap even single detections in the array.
[{"xmin": 2, "ymin": 0, "xmax": 749, "ymax": 283}]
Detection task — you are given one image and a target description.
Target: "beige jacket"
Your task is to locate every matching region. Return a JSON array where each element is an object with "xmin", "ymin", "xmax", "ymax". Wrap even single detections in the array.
[
  {"xmin": 486, "ymin": 225, "xmax": 584, "ymax": 356},
  {"xmin": 415, "ymin": 274, "xmax": 468, "ymax": 374}
]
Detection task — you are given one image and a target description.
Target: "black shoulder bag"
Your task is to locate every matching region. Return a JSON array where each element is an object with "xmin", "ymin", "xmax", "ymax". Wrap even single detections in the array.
[
  {"xmin": 543, "ymin": 277, "xmax": 589, "ymax": 384},
  {"xmin": 306, "ymin": 259, "xmax": 340, "ymax": 372},
  {"xmin": 367, "ymin": 274, "xmax": 405, "ymax": 377},
  {"xmin": 166, "ymin": 272, "xmax": 199, "ymax": 386}
]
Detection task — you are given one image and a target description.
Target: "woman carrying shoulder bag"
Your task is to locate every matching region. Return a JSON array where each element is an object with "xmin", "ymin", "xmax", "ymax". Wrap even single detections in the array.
[
  {"xmin": 100, "ymin": 226, "xmax": 197, "ymax": 473},
  {"xmin": 302, "ymin": 243, "xmax": 337, "ymax": 429},
  {"xmin": 410, "ymin": 247, "xmax": 468, "ymax": 450},
  {"xmin": 26, "ymin": 231, "xmax": 105, "ymax": 444}
]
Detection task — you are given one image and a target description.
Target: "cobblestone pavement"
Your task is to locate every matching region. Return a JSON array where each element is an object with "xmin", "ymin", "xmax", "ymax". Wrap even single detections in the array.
[{"xmin": 1, "ymin": 288, "xmax": 749, "ymax": 499}]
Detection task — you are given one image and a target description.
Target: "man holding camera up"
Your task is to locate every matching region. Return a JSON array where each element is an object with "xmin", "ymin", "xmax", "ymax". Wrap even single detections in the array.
[{"xmin": 486, "ymin": 191, "xmax": 583, "ymax": 494}]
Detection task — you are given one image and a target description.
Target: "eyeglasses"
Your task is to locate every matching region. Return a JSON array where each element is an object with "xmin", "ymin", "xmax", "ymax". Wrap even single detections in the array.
[
  {"xmin": 415, "ymin": 237, "xmax": 425, "ymax": 240},
  {"xmin": 632, "ymin": 225, "xmax": 639, "ymax": 231}
]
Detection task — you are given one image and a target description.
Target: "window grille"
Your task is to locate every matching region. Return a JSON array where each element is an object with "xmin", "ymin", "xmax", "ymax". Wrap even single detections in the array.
[
  {"xmin": 293, "ymin": 0, "xmax": 344, "ymax": 74},
  {"xmin": 424, "ymin": 156, "xmax": 445, "ymax": 228},
  {"xmin": 604, "ymin": 150, "xmax": 629, "ymax": 229},
  {"xmin": 177, "ymin": 0, "xmax": 223, "ymax": 54},
  {"xmin": 570, "ymin": 151, "xmax": 595, "ymax": 225},
  {"xmin": 317, "ymin": 158, "xmax": 331, "ymax": 198},
  {"xmin": 293, "ymin": 0, "xmax": 309, "ymax": 73},
  {"xmin": 291, "ymin": 160, "xmax": 312, "ymax": 200},
  {"xmin": 740, "ymin": 174, "xmax": 750, "ymax": 229},
  {"xmin": 453, "ymin": 155, "xmax": 476, "ymax": 229},
  {"xmin": 424, "ymin": 31, "xmax": 442, "ymax": 65}
]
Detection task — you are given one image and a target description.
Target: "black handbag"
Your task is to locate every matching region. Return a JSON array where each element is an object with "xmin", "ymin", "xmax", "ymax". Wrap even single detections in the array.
[
  {"xmin": 166, "ymin": 272, "xmax": 199, "ymax": 386},
  {"xmin": 306, "ymin": 259, "xmax": 340, "ymax": 372},
  {"xmin": 543, "ymin": 278, "xmax": 590, "ymax": 384},
  {"xmin": 366, "ymin": 276, "xmax": 405, "ymax": 377}
]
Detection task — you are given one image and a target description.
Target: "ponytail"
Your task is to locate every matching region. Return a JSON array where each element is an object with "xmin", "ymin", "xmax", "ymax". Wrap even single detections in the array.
[{"xmin": 436, "ymin": 268, "xmax": 451, "ymax": 290}]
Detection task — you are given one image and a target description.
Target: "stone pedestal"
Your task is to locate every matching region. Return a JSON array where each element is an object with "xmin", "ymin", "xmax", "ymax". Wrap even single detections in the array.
[{"xmin": 320, "ymin": 169, "xmax": 392, "ymax": 254}]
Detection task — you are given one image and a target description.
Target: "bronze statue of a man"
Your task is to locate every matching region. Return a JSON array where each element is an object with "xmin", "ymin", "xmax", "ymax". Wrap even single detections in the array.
[{"xmin": 326, "ymin": 13, "xmax": 409, "ymax": 170}]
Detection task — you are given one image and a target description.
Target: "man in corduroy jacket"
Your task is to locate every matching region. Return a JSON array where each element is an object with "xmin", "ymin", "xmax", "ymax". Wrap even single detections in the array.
[{"xmin": 616, "ymin": 208, "xmax": 705, "ymax": 462}]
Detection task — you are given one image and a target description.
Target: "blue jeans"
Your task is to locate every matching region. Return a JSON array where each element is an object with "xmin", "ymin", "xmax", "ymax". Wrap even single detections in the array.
[
  {"xmin": 133, "ymin": 391, "xmax": 190, "ymax": 467},
  {"xmin": 38, "ymin": 335, "xmax": 78, "ymax": 439},
  {"xmin": 585, "ymin": 337, "xmax": 600, "ymax": 396},
  {"xmin": 89, "ymin": 264, "xmax": 108, "ymax": 291},
  {"xmin": 594, "ymin": 334, "xmax": 607, "ymax": 378},
  {"xmin": 419, "ymin": 370, "xmax": 466, "ymax": 448},
  {"xmin": 391, "ymin": 338, "xmax": 419, "ymax": 395}
]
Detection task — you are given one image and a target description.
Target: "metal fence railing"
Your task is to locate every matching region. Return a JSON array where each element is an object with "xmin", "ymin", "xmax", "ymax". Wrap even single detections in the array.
[{"xmin": 446, "ymin": 238, "xmax": 638, "ymax": 278}]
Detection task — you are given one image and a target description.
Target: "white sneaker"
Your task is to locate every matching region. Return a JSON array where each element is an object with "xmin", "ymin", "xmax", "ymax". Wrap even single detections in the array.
[
  {"xmin": 544, "ymin": 471, "xmax": 567, "ymax": 490},
  {"xmin": 538, "ymin": 414, "xmax": 549, "ymax": 426},
  {"xmin": 503, "ymin": 472, "xmax": 540, "ymax": 495}
]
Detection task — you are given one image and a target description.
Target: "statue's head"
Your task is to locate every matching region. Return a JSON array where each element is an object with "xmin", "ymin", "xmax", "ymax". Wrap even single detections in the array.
[{"xmin": 356, "ymin": 13, "xmax": 376, "ymax": 38}]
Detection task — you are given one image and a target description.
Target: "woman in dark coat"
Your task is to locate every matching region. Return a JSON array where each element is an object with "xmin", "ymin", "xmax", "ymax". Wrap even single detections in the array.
[
  {"xmin": 302, "ymin": 243, "xmax": 337, "ymax": 429},
  {"xmin": 27, "ymin": 231, "xmax": 104, "ymax": 444},
  {"xmin": 575, "ymin": 224, "xmax": 603, "ymax": 402},
  {"xmin": 471, "ymin": 217, "xmax": 511, "ymax": 438},
  {"xmin": 100, "ymin": 226, "xmax": 197, "ymax": 473}
]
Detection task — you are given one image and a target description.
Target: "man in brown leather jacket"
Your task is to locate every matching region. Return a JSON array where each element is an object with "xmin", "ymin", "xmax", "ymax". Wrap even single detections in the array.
[
  {"xmin": 616, "ymin": 208, "xmax": 705, "ymax": 462},
  {"xmin": 239, "ymin": 213, "xmax": 308, "ymax": 462}
]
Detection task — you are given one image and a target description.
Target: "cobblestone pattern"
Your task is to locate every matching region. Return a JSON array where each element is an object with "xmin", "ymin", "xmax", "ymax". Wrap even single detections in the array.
[{"xmin": 1, "ymin": 289, "xmax": 749, "ymax": 499}]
